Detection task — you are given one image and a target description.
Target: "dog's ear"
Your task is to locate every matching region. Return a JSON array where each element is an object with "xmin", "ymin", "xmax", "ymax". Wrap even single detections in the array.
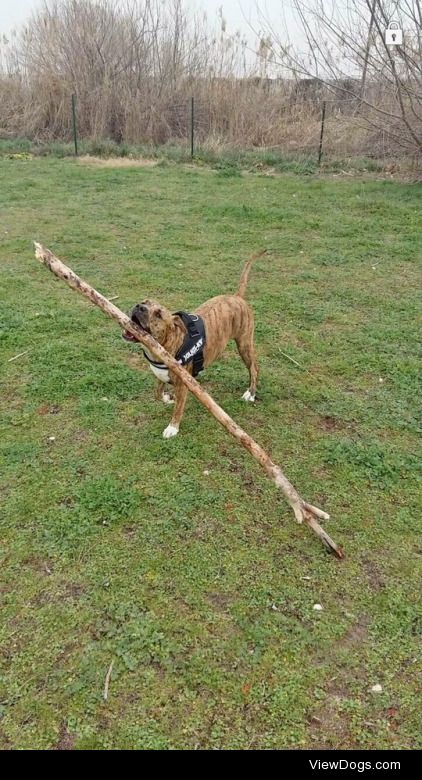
[{"xmin": 172, "ymin": 314, "xmax": 187, "ymax": 334}]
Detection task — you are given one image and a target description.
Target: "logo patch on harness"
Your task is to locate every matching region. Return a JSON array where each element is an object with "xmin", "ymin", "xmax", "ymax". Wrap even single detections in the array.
[{"xmin": 179, "ymin": 336, "xmax": 204, "ymax": 365}]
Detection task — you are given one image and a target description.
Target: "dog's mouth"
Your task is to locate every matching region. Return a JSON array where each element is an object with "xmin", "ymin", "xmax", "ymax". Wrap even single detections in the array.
[{"xmin": 122, "ymin": 312, "xmax": 151, "ymax": 342}]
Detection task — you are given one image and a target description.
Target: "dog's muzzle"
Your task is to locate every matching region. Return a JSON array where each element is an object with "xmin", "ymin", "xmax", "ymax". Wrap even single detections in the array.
[{"xmin": 122, "ymin": 305, "xmax": 150, "ymax": 342}]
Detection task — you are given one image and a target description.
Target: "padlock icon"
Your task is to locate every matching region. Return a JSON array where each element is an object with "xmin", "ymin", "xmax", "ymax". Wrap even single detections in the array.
[{"xmin": 385, "ymin": 21, "xmax": 403, "ymax": 45}]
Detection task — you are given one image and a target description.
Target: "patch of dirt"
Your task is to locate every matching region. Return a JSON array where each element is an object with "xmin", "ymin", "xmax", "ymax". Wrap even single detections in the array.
[
  {"xmin": 0, "ymin": 731, "xmax": 12, "ymax": 750},
  {"xmin": 192, "ymin": 517, "xmax": 219, "ymax": 541},
  {"xmin": 240, "ymin": 473, "xmax": 262, "ymax": 496},
  {"xmin": 362, "ymin": 558, "xmax": 386, "ymax": 591},
  {"xmin": 226, "ymin": 460, "xmax": 262, "ymax": 495},
  {"xmin": 2, "ymin": 616, "xmax": 38, "ymax": 661},
  {"xmin": 130, "ymin": 413, "xmax": 148, "ymax": 426},
  {"xmin": 62, "ymin": 582, "xmax": 86, "ymax": 601},
  {"xmin": 319, "ymin": 415, "xmax": 346, "ymax": 432},
  {"xmin": 312, "ymin": 465, "xmax": 331, "ymax": 480},
  {"xmin": 55, "ymin": 641, "xmax": 78, "ymax": 664},
  {"xmin": 22, "ymin": 555, "xmax": 53, "ymax": 576},
  {"xmin": 72, "ymin": 429, "xmax": 90, "ymax": 443},
  {"xmin": 207, "ymin": 591, "xmax": 232, "ymax": 611},
  {"xmin": 227, "ymin": 459, "xmax": 241, "ymax": 474},
  {"xmin": 37, "ymin": 404, "xmax": 61, "ymax": 415},
  {"xmin": 1, "ymin": 639, "xmax": 20, "ymax": 662},
  {"xmin": 58, "ymin": 496, "xmax": 74, "ymax": 508},
  {"xmin": 338, "ymin": 618, "xmax": 369, "ymax": 649},
  {"xmin": 54, "ymin": 722, "xmax": 75, "ymax": 751},
  {"xmin": 78, "ymin": 155, "xmax": 158, "ymax": 168},
  {"xmin": 31, "ymin": 581, "xmax": 86, "ymax": 608},
  {"xmin": 122, "ymin": 524, "xmax": 138, "ymax": 538},
  {"xmin": 307, "ymin": 617, "xmax": 370, "ymax": 747},
  {"xmin": 306, "ymin": 677, "xmax": 356, "ymax": 748}
]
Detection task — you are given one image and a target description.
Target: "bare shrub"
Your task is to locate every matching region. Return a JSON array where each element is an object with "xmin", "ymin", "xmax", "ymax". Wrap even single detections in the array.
[{"xmin": 255, "ymin": 0, "xmax": 422, "ymax": 157}]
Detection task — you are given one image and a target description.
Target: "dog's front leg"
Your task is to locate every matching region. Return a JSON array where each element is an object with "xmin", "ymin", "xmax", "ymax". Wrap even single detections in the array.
[
  {"xmin": 162, "ymin": 381, "xmax": 188, "ymax": 438},
  {"xmin": 155, "ymin": 380, "xmax": 174, "ymax": 405},
  {"xmin": 154, "ymin": 381, "xmax": 164, "ymax": 401}
]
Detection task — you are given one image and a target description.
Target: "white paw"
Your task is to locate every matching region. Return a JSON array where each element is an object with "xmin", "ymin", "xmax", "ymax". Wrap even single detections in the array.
[
  {"xmin": 162, "ymin": 393, "xmax": 175, "ymax": 405},
  {"xmin": 163, "ymin": 424, "xmax": 179, "ymax": 439},
  {"xmin": 242, "ymin": 389, "xmax": 255, "ymax": 402}
]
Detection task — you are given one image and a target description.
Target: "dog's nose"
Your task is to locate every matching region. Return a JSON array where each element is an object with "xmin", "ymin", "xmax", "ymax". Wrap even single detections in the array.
[{"xmin": 134, "ymin": 304, "xmax": 147, "ymax": 314}]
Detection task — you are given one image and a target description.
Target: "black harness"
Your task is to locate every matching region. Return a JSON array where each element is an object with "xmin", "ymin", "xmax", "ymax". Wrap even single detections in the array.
[
  {"xmin": 143, "ymin": 311, "xmax": 206, "ymax": 378},
  {"xmin": 174, "ymin": 311, "xmax": 206, "ymax": 376}
]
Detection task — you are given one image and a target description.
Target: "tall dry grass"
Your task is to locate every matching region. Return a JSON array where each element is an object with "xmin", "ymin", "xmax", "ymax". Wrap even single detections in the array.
[{"xmin": 0, "ymin": 0, "xmax": 418, "ymax": 158}]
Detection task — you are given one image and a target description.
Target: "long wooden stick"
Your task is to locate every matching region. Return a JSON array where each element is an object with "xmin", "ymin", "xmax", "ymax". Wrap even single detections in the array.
[{"xmin": 34, "ymin": 243, "xmax": 344, "ymax": 559}]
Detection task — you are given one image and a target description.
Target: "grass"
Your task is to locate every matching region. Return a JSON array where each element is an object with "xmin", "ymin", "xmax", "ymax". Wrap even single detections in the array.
[
  {"xmin": 0, "ymin": 155, "xmax": 421, "ymax": 750},
  {"xmin": 0, "ymin": 136, "xmax": 394, "ymax": 176}
]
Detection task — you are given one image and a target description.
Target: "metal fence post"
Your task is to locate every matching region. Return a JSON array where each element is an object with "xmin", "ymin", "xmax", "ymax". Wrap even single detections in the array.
[
  {"xmin": 71, "ymin": 93, "xmax": 78, "ymax": 156},
  {"xmin": 318, "ymin": 101, "xmax": 326, "ymax": 167},
  {"xmin": 190, "ymin": 96, "xmax": 194, "ymax": 159}
]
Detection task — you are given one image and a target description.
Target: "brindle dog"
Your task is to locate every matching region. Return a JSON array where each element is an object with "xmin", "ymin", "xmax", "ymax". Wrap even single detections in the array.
[{"xmin": 123, "ymin": 251, "xmax": 265, "ymax": 438}]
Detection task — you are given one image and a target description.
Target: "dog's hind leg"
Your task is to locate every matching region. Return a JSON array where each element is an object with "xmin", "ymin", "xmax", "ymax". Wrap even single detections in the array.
[{"xmin": 235, "ymin": 330, "xmax": 258, "ymax": 403}]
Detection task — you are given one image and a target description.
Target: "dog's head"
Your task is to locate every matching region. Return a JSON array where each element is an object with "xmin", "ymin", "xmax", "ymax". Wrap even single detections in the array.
[{"xmin": 122, "ymin": 300, "xmax": 180, "ymax": 348}]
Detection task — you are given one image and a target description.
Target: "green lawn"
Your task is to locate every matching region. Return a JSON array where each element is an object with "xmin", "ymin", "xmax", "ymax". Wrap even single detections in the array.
[{"xmin": 0, "ymin": 156, "xmax": 421, "ymax": 750}]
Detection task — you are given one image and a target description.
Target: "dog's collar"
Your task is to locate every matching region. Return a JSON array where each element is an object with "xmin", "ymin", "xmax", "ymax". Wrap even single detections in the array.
[
  {"xmin": 142, "ymin": 312, "xmax": 206, "ymax": 377},
  {"xmin": 142, "ymin": 350, "xmax": 167, "ymax": 370}
]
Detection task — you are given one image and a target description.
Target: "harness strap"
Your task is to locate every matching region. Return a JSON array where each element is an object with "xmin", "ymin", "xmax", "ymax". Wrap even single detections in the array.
[
  {"xmin": 142, "ymin": 350, "xmax": 167, "ymax": 370},
  {"xmin": 174, "ymin": 311, "xmax": 206, "ymax": 377}
]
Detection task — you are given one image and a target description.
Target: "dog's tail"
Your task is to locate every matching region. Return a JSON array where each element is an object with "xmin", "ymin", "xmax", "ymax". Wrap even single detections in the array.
[{"xmin": 236, "ymin": 249, "xmax": 267, "ymax": 298}]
